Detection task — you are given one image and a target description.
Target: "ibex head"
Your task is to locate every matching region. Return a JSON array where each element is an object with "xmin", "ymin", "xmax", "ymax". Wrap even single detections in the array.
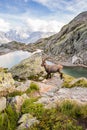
[
  {"xmin": 41, "ymin": 56, "xmax": 63, "ymax": 79},
  {"xmin": 41, "ymin": 57, "xmax": 49, "ymax": 67}
]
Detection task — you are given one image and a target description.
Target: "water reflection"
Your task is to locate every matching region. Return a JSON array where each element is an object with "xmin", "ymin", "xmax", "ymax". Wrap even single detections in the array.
[
  {"xmin": 63, "ymin": 66, "xmax": 87, "ymax": 78},
  {"xmin": 0, "ymin": 50, "xmax": 31, "ymax": 68}
]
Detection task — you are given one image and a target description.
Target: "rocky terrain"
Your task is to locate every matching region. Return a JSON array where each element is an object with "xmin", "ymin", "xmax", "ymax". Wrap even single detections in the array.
[
  {"xmin": 0, "ymin": 52, "xmax": 87, "ymax": 130},
  {"xmin": 27, "ymin": 11, "xmax": 87, "ymax": 65},
  {"xmin": 0, "ymin": 41, "xmax": 35, "ymax": 55},
  {"xmin": 1, "ymin": 12, "xmax": 87, "ymax": 66},
  {"xmin": 0, "ymin": 12, "xmax": 87, "ymax": 130}
]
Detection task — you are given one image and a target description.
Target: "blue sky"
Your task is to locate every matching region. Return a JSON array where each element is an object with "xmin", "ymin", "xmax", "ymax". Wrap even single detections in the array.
[{"xmin": 0, "ymin": 0, "xmax": 87, "ymax": 34}]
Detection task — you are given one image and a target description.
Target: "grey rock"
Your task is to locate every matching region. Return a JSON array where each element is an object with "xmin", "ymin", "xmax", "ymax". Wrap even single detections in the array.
[
  {"xmin": 0, "ymin": 97, "xmax": 6, "ymax": 112},
  {"xmin": 15, "ymin": 80, "xmax": 31, "ymax": 92},
  {"xmin": 0, "ymin": 70, "xmax": 15, "ymax": 96},
  {"xmin": 28, "ymin": 11, "xmax": 87, "ymax": 65},
  {"xmin": 11, "ymin": 94, "xmax": 29, "ymax": 112},
  {"xmin": 10, "ymin": 53, "xmax": 46, "ymax": 81},
  {"xmin": 17, "ymin": 113, "xmax": 39, "ymax": 130}
]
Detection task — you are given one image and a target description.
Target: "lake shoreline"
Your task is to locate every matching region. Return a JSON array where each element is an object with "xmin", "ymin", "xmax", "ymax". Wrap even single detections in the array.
[
  {"xmin": 62, "ymin": 62, "xmax": 87, "ymax": 68},
  {"xmin": 0, "ymin": 49, "xmax": 87, "ymax": 69}
]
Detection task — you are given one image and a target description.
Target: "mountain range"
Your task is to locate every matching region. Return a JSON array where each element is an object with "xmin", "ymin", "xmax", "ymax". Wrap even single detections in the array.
[
  {"xmin": 1, "ymin": 11, "xmax": 87, "ymax": 65},
  {"xmin": 0, "ymin": 30, "xmax": 54, "ymax": 44}
]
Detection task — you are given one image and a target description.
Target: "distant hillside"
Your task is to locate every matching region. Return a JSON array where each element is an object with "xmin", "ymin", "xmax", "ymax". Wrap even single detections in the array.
[{"xmin": 30, "ymin": 11, "xmax": 87, "ymax": 65}]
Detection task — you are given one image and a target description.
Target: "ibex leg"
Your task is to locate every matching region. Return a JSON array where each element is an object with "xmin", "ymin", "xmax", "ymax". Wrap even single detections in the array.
[
  {"xmin": 46, "ymin": 73, "xmax": 51, "ymax": 79},
  {"xmin": 58, "ymin": 70, "xmax": 63, "ymax": 79}
]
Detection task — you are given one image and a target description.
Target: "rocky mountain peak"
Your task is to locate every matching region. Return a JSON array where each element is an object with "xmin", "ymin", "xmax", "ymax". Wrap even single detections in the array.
[
  {"xmin": 29, "ymin": 11, "xmax": 87, "ymax": 65},
  {"xmin": 72, "ymin": 11, "xmax": 87, "ymax": 22}
]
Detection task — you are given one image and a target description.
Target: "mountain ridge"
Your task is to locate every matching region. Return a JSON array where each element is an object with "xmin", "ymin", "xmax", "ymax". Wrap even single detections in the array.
[{"xmin": 29, "ymin": 11, "xmax": 87, "ymax": 65}]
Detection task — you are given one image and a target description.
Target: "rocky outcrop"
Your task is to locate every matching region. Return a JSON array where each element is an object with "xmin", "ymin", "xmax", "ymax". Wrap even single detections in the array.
[
  {"xmin": 10, "ymin": 53, "xmax": 46, "ymax": 81},
  {"xmin": 0, "ymin": 68, "xmax": 15, "ymax": 96},
  {"xmin": 28, "ymin": 11, "xmax": 87, "ymax": 65},
  {"xmin": 0, "ymin": 65, "xmax": 87, "ymax": 130},
  {"xmin": 15, "ymin": 80, "xmax": 31, "ymax": 92},
  {"xmin": 0, "ymin": 97, "xmax": 6, "ymax": 112},
  {"xmin": 10, "ymin": 94, "xmax": 29, "ymax": 112}
]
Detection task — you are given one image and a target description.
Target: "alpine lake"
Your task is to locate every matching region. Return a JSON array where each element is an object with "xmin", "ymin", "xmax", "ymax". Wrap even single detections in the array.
[{"xmin": 0, "ymin": 51, "xmax": 87, "ymax": 78}]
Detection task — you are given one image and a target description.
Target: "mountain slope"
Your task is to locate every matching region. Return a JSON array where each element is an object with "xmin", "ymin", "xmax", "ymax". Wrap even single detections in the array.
[{"xmin": 31, "ymin": 11, "xmax": 87, "ymax": 65}]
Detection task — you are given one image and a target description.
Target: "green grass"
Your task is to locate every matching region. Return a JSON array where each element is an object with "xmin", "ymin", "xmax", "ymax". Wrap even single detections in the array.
[
  {"xmin": 0, "ymin": 105, "xmax": 19, "ymax": 130},
  {"xmin": 29, "ymin": 107, "xmax": 83, "ymax": 130},
  {"xmin": 26, "ymin": 82, "xmax": 39, "ymax": 94},
  {"xmin": 59, "ymin": 100, "xmax": 83, "ymax": 118},
  {"xmin": 22, "ymin": 99, "xmax": 87, "ymax": 130},
  {"xmin": 7, "ymin": 91, "xmax": 23, "ymax": 97},
  {"xmin": 21, "ymin": 98, "xmax": 44, "ymax": 118},
  {"xmin": 62, "ymin": 74, "xmax": 75, "ymax": 88},
  {"xmin": 62, "ymin": 74, "xmax": 87, "ymax": 88},
  {"xmin": 71, "ymin": 79, "xmax": 87, "ymax": 88},
  {"xmin": 0, "ymin": 98, "xmax": 87, "ymax": 130}
]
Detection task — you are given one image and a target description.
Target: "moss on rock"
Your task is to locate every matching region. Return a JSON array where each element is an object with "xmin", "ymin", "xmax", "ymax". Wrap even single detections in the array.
[
  {"xmin": 10, "ymin": 53, "xmax": 46, "ymax": 81},
  {"xmin": 62, "ymin": 74, "xmax": 87, "ymax": 88}
]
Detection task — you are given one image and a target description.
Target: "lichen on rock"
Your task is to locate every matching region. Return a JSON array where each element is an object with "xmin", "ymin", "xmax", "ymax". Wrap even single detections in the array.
[
  {"xmin": 0, "ymin": 68, "xmax": 15, "ymax": 96},
  {"xmin": 10, "ymin": 53, "xmax": 46, "ymax": 81}
]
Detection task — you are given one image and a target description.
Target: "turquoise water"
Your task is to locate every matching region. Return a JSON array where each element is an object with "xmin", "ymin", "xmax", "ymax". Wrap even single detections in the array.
[
  {"xmin": 63, "ymin": 66, "xmax": 87, "ymax": 78},
  {"xmin": 47, "ymin": 61, "xmax": 87, "ymax": 78},
  {"xmin": 0, "ymin": 52, "xmax": 87, "ymax": 78},
  {"xmin": 0, "ymin": 51, "xmax": 31, "ymax": 68}
]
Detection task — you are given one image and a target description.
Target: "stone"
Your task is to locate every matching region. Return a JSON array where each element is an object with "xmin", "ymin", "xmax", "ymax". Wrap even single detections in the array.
[
  {"xmin": 0, "ymin": 70, "xmax": 15, "ymax": 96},
  {"xmin": 0, "ymin": 97, "xmax": 6, "ymax": 112},
  {"xmin": 10, "ymin": 53, "xmax": 46, "ymax": 81},
  {"xmin": 17, "ymin": 113, "xmax": 39, "ymax": 130},
  {"xmin": 11, "ymin": 94, "xmax": 29, "ymax": 112},
  {"xmin": 15, "ymin": 80, "xmax": 31, "ymax": 92}
]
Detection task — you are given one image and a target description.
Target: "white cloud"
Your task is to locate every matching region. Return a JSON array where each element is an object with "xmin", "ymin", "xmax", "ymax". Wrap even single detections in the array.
[
  {"xmin": 0, "ymin": 18, "xmax": 11, "ymax": 32},
  {"xmin": 14, "ymin": 26, "xmax": 29, "ymax": 39},
  {"xmin": 26, "ymin": 17, "xmax": 65, "ymax": 32},
  {"xmin": 1, "ymin": 0, "xmax": 87, "ymax": 36},
  {"xmin": 32, "ymin": 0, "xmax": 87, "ymax": 14}
]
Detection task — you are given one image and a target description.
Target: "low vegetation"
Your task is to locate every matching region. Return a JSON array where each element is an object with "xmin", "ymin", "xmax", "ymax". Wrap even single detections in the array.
[
  {"xmin": 7, "ymin": 91, "xmax": 23, "ymax": 97},
  {"xmin": 26, "ymin": 82, "xmax": 39, "ymax": 94},
  {"xmin": 21, "ymin": 98, "xmax": 44, "ymax": 118},
  {"xmin": 0, "ymin": 97, "xmax": 87, "ymax": 130},
  {"xmin": 28, "ymin": 100, "xmax": 87, "ymax": 130},
  {"xmin": 0, "ymin": 105, "xmax": 19, "ymax": 130},
  {"xmin": 62, "ymin": 74, "xmax": 87, "ymax": 88},
  {"xmin": 62, "ymin": 74, "xmax": 75, "ymax": 88},
  {"xmin": 71, "ymin": 78, "xmax": 87, "ymax": 88}
]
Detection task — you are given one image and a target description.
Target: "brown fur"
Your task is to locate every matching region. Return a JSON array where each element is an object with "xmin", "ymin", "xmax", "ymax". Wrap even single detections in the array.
[{"xmin": 41, "ymin": 58, "xmax": 63, "ymax": 79}]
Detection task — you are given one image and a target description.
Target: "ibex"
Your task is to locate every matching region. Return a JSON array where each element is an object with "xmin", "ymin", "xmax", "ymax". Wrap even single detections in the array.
[{"xmin": 41, "ymin": 57, "xmax": 63, "ymax": 79}]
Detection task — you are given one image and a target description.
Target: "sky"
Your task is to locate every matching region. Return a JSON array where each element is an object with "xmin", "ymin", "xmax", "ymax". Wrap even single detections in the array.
[{"xmin": 0, "ymin": 0, "xmax": 87, "ymax": 35}]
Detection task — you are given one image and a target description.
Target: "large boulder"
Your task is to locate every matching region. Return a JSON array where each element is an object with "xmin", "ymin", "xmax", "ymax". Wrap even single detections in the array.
[
  {"xmin": 10, "ymin": 53, "xmax": 46, "ymax": 81},
  {"xmin": 0, "ymin": 68, "xmax": 15, "ymax": 96}
]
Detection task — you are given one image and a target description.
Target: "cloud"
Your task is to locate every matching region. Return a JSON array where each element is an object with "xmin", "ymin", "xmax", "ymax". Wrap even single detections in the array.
[
  {"xmin": 1, "ymin": 0, "xmax": 87, "ymax": 36},
  {"xmin": 0, "ymin": 18, "xmax": 11, "ymax": 32},
  {"xmin": 32, "ymin": 0, "xmax": 87, "ymax": 14},
  {"xmin": 26, "ymin": 17, "xmax": 65, "ymax": 32}
]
